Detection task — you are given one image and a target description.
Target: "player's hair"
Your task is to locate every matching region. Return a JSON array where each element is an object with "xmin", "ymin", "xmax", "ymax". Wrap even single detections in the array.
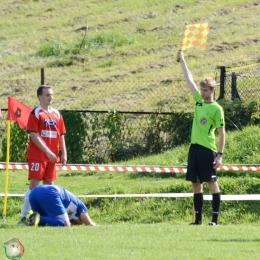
[
  {"xmin": 200, "ymin": 77, "xmax": 216, "ymax": 89},
  {"xmin": 37, "ymin": 85, "xmax": 52, "ymax": 97}
]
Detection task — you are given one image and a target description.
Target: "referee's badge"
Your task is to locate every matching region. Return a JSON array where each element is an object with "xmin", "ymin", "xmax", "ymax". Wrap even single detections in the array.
[{"xmin": 200, "ymin": 117, "xmax": 207, "ymax": 125}]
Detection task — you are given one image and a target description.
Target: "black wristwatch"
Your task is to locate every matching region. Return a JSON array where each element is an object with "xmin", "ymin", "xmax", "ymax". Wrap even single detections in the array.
[{"xmin": 217, "ymin": 152, "xmax": 223, "ymax": 156}]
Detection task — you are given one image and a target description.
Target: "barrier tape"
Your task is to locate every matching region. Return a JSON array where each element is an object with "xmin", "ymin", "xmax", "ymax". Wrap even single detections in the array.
[{"xmin": 0, "ymin": 163, "xmax": 260, "ymax": 172}]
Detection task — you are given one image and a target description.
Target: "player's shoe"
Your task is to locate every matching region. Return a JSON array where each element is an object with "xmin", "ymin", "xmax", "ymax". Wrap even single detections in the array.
[
  {"xmin": 189, "ymin": 222, "xmax": 202, "ymax": 225},
  {"xmin": 28, "ymin": 212, "xmax": 40, "ymax": 227},
  {"xmin": 208, "ymin": 221, "xmax": 219, "ymax": 226},
  {"xmin": 17, "ymin": 210, "xmax": 34, "ymax": 226},
  {"xmin": 16, "ymin": 217, "xmax": 29, "ymax": 226},
  {"xmin": 27, "ymin": 210, "xmax": 33, "ymax": 219}
]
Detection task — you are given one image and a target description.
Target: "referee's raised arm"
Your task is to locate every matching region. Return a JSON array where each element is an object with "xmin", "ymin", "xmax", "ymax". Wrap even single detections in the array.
[{"xmin": 177, "ymin": 50, "xmax": 197, "ymax": 96}]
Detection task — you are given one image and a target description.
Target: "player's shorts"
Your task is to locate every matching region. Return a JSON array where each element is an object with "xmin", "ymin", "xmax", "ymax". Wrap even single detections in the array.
[
  {"xmin": 29, "ymin": 185, "xmax": 67, "ymax": 219},
  {"xmin": 28, "ymin": 160, "xmax": 57, "ymax": 181},
  {"xmin": 186, "ymin": 144, "xmax": 217, "ymax": 183}
]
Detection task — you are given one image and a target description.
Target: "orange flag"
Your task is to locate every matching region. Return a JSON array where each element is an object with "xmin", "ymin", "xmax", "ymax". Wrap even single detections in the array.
[
  {"xmin": 180, "ymin": 23, "xmax": 210, "ymax": 51},
  {"xmin": 7, "ymin": 96, "xmax": 32, "ymax": 129}
]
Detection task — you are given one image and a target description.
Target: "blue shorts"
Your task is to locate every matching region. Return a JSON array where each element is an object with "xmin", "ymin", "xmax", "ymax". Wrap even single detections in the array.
[{"xmin": 29, "ymin": 186, "xmax": 66, "ymax": 218}]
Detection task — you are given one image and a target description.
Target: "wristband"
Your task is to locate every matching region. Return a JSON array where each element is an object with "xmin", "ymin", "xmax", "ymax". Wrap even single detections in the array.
[{"xmin": 217, "ymin": 152, "xmax": 223, "ymax": 156}]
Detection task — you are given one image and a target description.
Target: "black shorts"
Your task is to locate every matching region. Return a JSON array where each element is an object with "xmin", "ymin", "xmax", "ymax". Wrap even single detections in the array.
[{"xmin": 186, "ymin": 144, "xmax": 217, "ymax": 183}]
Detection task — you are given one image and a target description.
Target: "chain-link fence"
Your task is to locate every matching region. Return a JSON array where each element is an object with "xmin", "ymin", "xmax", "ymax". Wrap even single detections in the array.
[
  {"xmin": 0, "ymin": 66, "xmax": 221, "ymax": 112},
  {"xmin": 0, "ymin": 62, "xmax": 259, "ymax": 163},
  {"xmin": 222, "ymin": 63, "xmax": 260, "ymax": 102},
  {"xmin": 2, "ymin": 63, "xmax": 259, "ymax": 113}
]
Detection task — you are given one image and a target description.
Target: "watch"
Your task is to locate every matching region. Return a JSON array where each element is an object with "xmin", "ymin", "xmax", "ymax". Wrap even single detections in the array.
[{"xmin": 217, "ymin": 152, "xmax": 223, "ymax": 156}]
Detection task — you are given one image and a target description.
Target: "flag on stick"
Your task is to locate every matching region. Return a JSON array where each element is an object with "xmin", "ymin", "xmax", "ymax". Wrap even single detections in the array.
[
  {"xmin": 3, "ymin": 97, "xmax": 32, "ymax": 223},
  {"xmin": 180, "ymin": 23, "xmax": 210, "ymax": 51},
  {"xmin": 7, "ymin": 96, "xmax": 32, "ymax": 129}
]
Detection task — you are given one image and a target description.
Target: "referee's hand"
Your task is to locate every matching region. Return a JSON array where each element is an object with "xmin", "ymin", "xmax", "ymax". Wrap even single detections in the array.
[{"xmin": 213, "ymin": 155, "xmax": 222, "ymax": 169}]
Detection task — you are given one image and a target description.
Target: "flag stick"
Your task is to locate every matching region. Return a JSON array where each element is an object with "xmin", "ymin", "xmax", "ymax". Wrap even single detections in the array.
[{"xmin": 3, "ymin": 120, "xmax": 11, "ymax": 224}]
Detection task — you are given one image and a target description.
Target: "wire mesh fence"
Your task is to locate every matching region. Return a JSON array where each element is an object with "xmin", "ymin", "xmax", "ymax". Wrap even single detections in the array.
[
  {"xmin": 224, "ymin": 63, "xmax": 260, "ymax": 102},
  {"xmin": 0, "ymin": 62, "xmax": 259, "ymax": 163},
  {"xmin": 1, "ymin": 63, "xmax": 259, "ymax": 113}
]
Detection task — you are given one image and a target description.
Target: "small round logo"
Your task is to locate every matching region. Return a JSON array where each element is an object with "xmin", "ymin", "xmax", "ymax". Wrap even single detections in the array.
[
  {"xmin": 200, "ymin": 117, "xmax": 207, "ymax": 125},
  {"xmin": 3, "ymin": 238, "xmax": 24, "ymax": 259}
]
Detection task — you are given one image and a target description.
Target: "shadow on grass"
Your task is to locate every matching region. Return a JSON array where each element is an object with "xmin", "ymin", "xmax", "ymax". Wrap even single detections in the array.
[
  {"xmin": 210, "ymin": 238, "xmax": 260, "ymax": 242},
  {"xmin": 127, "ymin": 172, "xmax": 186, "ymax": 179}
]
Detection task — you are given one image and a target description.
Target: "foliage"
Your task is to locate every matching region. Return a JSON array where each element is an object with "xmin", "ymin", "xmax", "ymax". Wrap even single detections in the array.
[
  {"xmin": 218, "ymin": 99, "xmax": 259, "ymax": 131},
  {"xmin": 2, "ymin": 102, "xmax": 260, "ymax": 164},
  {"xmin": 83, "ymin": 110, "xmax": 144, "ymax": 163},
  {"xmin": 1, "ymin": 122, "xmax": 29, "ymax": 162},
  {"xmin": 61, "ymin": 110, "xmax": 88, "ymax": 163}
]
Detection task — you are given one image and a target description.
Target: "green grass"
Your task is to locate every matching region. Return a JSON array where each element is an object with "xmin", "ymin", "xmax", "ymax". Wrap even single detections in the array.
[
  {"xmin": 1, "ymin": 1, "xmax": 260, "ymax": 259},
  {"xmin": 118, "ymin": 125, "xmax": 260, "ymax": 166},
  {"xmin": 1, "ymin": 224, "xmax": 260, "ymax": 259},
  {"xmin": 1, "ymin": 0, "xmax": 259, "ymax": 80},
  {"xmin": 1, "ymin": 0, "xmax": 260, "ymax": 111}
]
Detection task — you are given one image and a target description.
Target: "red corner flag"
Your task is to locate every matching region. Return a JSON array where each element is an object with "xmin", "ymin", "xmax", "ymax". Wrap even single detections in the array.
[{"xmin": 7, "ymin": 96, "xmax": 32, "ymax": 129}]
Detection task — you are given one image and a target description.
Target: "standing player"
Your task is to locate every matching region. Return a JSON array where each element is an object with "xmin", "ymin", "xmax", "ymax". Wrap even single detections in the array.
[
  {"xmin": 177, "ymin": 51, "xmax": 225, "ymax": 225},
  {"xmin": 18, "ymin": 85, "xmax": 67, "ymax": 225},
  {"xmin": 28, "ymin": 185, "xmax": 96, "ymax": 227}
]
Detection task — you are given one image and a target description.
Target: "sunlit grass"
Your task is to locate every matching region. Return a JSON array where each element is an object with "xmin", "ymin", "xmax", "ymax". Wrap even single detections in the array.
[{"xmin": 1, "ymin": 224, "xmax": 260, "ymax": 260}]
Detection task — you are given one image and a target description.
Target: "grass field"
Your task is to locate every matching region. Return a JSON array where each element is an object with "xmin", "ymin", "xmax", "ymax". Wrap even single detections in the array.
[
  {"xmin": 1, "ymin": 1, "xmax": 260, "ymax": 259},
  {"xmin": 1, "ymin": 224, "xmax": 260, "ymax": 259},
  {"xmin": 1, "ymin": 168, "xmax": 260, "ymax": 260}
]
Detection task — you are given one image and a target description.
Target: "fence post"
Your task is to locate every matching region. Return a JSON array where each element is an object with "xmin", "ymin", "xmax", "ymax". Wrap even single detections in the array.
[
  {"xmin": 217, "ymin": 66, "xmax": 225, "ymax": 100},
  {"xmin": 41, "ymin": 68, "xmax": 45, "ymax": 85},
  {"xmin": 231, "ymin": 72, "xmax": 241, "ymax": 101}
]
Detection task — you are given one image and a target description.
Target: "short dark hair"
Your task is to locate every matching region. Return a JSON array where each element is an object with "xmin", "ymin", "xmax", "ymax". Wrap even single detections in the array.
[{"xmin": 37, "ymin": 85, "xmax": 52, "ymax": 97}]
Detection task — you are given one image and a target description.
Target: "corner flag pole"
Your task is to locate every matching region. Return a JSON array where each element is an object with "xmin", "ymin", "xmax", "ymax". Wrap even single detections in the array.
[{"xmin": 3, "ymin": 120, "xmax": 11, "ymax": 224}]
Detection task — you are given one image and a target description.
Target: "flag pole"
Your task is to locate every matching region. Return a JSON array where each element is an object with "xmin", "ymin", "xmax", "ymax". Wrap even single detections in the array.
[{"xmin": 3, "ymin": 120, "xmax": 11, "ymax": 224}]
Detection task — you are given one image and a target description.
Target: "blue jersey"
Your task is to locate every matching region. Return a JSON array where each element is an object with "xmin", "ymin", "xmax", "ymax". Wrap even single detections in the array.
[{"xmin": 29, "ymin": 185, "xmax": 88, "ymax": 222}]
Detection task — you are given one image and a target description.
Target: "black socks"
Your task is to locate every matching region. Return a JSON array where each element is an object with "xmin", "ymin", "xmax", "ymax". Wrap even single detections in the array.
[
  {"xmin": 212, "ymin": 192, "xmax": 221, "ymax": 224},
  {"xmin": 194, "ymin": 193, "xmax": 203, "ymax": 224}
]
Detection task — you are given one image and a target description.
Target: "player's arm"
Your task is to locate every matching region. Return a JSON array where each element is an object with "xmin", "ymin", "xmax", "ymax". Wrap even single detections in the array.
[
  {"xmin": 213, "ymin": 127, "xmax": 225, "ymax": 169},
  {"xmin": 59, "ymin": 135, "xmax": 67, "ymax": 166},
  {"xmin": 29, "ymin": 132, "xmax": 57, "ymax": 163},
  {"xmin": 79, "ymin": 212, "xmax": 97, "ymax": 226},
  {"xmin": 61, "ymin": 213, "xmax": 71, "ymax": 227},
  {"xmin": 177, "ymin": 50, "xmax": 198, "ymax": 95}
]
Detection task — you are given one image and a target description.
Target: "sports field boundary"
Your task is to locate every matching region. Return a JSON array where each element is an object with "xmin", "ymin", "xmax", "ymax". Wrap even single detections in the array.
[
  {"xmin": 1, "ymin": 163, "xmax": 260, "ymax": 172},
  {"xmin": 1, "ymin": 193, "xmax": 260, "ymax": 201}
]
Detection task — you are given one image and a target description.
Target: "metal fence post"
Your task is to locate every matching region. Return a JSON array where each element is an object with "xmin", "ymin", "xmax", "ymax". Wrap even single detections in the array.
[
  {"xmin": 231, "ymin": 72, "xmax": 241, "ymax": 101},
  {"xmin": 41, "ymin": 68, "xmax": 45, "ymax": 85},
  {"xmin": 217, "ymin": 66, "xmax": 225, "ymax": 100}
]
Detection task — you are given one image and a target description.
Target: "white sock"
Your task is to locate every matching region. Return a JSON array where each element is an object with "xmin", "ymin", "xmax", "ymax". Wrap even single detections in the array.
[{"xmin": 21, "ymin": 189, "xmax": 31, "ymax": 218}]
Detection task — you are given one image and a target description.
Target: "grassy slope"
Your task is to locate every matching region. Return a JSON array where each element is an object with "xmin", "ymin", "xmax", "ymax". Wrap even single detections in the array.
[
  {"xmin": 1, "ymin": 0, "xmax": 260, "ymax": 111},
  {"xmin": 1, "ymin": 0, "xmax": 260, "ymax": 82}
]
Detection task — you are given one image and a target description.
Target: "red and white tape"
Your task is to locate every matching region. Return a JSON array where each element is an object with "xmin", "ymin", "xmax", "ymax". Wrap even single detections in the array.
[{"xmin": 0, "ymin": 163, "xmax": 260, "ymax": 172}]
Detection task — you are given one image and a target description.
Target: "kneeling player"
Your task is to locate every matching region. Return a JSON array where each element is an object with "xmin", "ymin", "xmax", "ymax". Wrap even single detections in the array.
[{"xmin": 28, "ymin": 185, "xmax": 97, "ymax": 227}]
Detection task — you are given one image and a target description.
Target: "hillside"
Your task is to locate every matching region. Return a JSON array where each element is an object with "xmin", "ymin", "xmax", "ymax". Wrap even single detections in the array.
[
  {"xmin": 0, "ymin": 0, "xmax": 260, "ymax": 111},
  {"xmin": 1, "ymin": 0, "xmax": 260, "ymax": 80}
]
